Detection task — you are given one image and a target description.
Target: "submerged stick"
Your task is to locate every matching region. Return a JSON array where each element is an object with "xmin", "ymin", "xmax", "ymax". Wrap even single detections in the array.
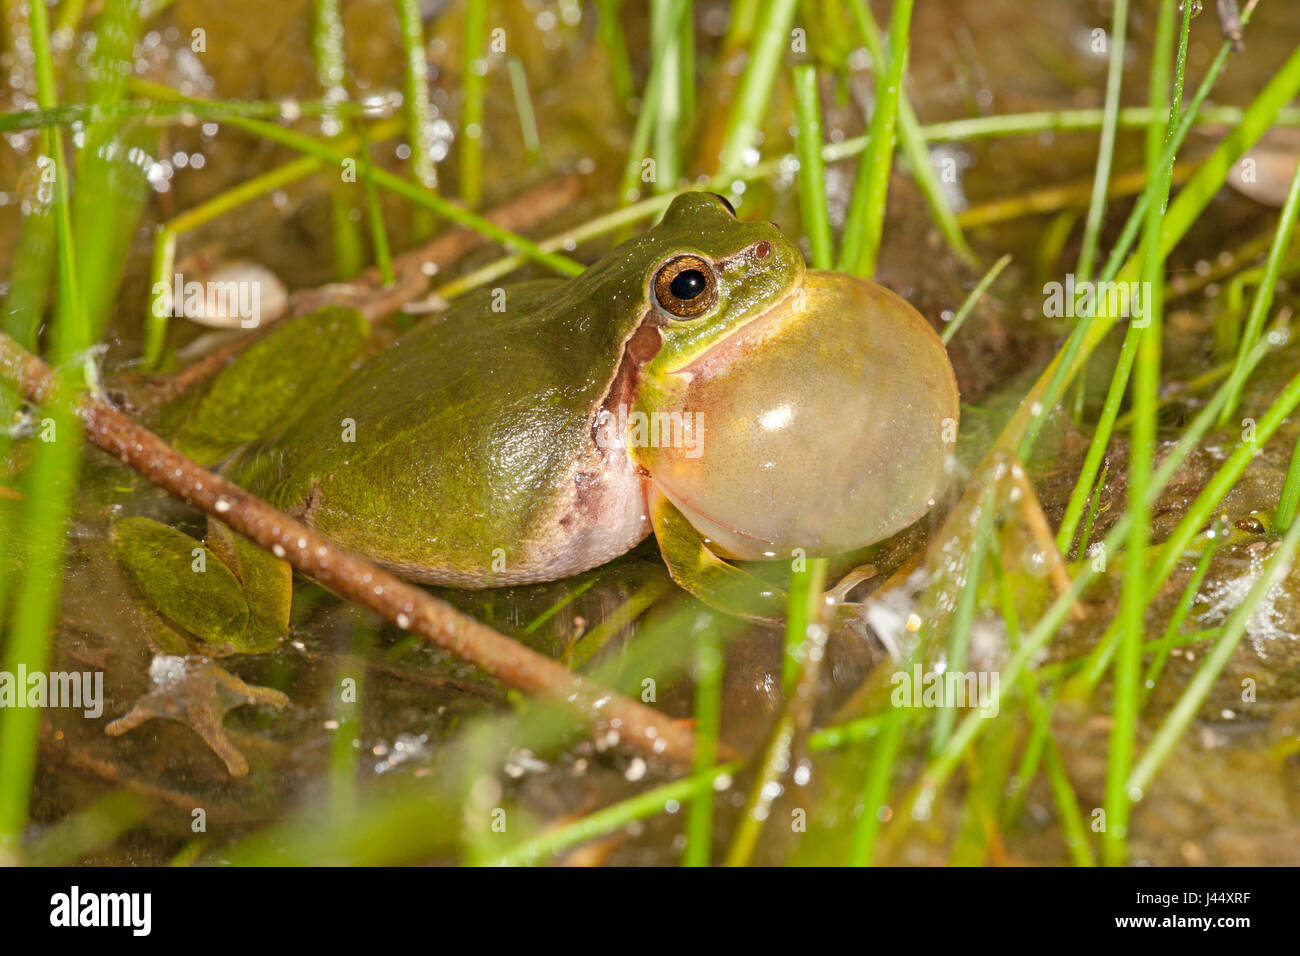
[{"xmin": 0, "ymin": 331, "xmax": 699, "ymax": 769}]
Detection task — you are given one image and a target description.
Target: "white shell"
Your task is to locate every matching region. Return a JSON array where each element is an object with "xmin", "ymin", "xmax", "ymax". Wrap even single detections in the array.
[
  {"xmin": 1229, "ymin": 127, "xmax": 1300, "ymax": 208},
  {"xmin": 178, "ymin": 260, "xmax": 289, "ymax": 330}
]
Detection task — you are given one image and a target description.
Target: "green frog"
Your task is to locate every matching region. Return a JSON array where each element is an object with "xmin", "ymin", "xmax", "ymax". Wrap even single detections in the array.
[{"xmin": 110, "ymin": 191, "xmax": 960, "ymax": 773}]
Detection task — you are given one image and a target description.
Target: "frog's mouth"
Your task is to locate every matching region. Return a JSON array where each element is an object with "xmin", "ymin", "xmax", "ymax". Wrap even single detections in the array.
[{"xmin": 673, "ymin": 270, "xmax": 857, "ymax": 381}]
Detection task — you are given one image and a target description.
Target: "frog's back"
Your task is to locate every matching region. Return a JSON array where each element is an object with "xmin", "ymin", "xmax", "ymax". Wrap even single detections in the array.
[{"xmin": 230, "ymin": 277, "xmax": 653, "ymax": 585}]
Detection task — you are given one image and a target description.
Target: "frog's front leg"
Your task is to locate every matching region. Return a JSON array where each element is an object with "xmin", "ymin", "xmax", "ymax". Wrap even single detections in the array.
[
  {"xmin": 646, "ymin": 488, "xmax": 788, "ymax": 623},
  {"xmin": 110, "ymin": 516, "xmax": 292, "ymax": 775},
  {"xmin": 649, "ymin": 489, "xmax": 892, "ymax": 633}
]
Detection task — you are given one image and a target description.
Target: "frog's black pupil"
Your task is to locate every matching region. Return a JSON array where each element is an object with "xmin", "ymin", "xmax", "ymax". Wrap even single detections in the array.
[{"xmin": 670, "ymin": 269, "xmax": 707, "ymax": 300}]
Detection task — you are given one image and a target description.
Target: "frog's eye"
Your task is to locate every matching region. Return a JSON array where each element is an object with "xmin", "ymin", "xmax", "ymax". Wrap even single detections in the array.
[{"xmin": 653, "ymin": 254, "xmax": 717, "ymax": 319}]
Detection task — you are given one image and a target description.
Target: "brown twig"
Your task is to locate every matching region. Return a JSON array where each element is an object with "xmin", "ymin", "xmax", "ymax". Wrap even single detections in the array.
[{"xmin": 0, "ymin": 331, "xmax": 700, "ymax": 769}]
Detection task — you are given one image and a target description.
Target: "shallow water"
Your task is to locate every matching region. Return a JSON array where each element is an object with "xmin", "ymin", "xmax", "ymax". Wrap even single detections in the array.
[{"xmin": 4, "ymin": 0, "xmax": 1300, "ymax": 865}]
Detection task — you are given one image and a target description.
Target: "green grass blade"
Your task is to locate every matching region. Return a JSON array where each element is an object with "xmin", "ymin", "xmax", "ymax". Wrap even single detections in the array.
[
  {"xmin": 1276, "ymin": 433, "xmax": 1300, "ymax": 533},
  {"xmin": 1073, "ymin": 0, "xmax": 1129, "ymax": 284},
  {"xmin": 595, "ymin": 0, "xmax": 634, "ymax": 108},
  {"xmin": 1141, "ymin": 521, "xmax": 1223, "ymax": 705},
  {"xmin": 851, "ymin": 0, "xmax": 976, "ymax": 266},
  {"xmin": 0, "ymin": 0, "xmax": 90, "ymax": 856},
  {"xmin": 1219, "ymin": 156, "xmax": 1300, "ymax": 424},
  {"xmin": 394, "ymin": 0, "xmax": 439, "ymax": 236},
  {"xmin": 683, "ymin": 623, "xmax": 722, "ymax": 866},
  {"xmin": 838, "ymin": 0, "xmax": 913, "ymax": 277},
  {"xmin": 942, "ymin": 253, "xmax": 1011, "ymax": 344},
  {"xmin": 650, "ymin": 0, "xmax": 689, "ymax": 193},
  {"xmin": 792, "ymin": 63, "xmax": 833, "ymax": 270},
  {"xmin": 459, "ymin": 0, "xmax": 489, "ymax": 208},
  {"xmin": 715, "ymin": 0, "xmax": 798, "ymax": 180},
  {"xmin": 506, "ymin": 57, "xmax": 541, "ymax": 161},
  {"xmin": 313, "ymin": 0, "xmax": 366, "ymax": 278}
]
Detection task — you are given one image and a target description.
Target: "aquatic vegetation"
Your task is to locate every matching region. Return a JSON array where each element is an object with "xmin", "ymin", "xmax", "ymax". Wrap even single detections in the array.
[{"xmin": 0, "ymin": 0, "xmax": 1299, "ymax": 872}]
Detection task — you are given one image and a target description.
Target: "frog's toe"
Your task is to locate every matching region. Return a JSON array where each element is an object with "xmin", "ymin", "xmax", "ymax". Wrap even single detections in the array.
[
  {"xmin": 826, "ymin": 563, "xmax": 878, "ymax": 605},
  {"xmin": 106, "ymin": 654, "xmax": 288, "ymax": 777}
]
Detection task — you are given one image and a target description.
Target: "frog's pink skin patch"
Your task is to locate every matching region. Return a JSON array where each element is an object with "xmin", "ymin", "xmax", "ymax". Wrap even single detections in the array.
[{"xmin": 638, "ymin": 271, "xmax": 960, "ymax": 561}]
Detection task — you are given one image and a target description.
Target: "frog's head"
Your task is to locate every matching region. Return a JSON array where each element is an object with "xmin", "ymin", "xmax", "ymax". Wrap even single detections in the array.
[
  {"xmin": 608, "ymin": 192, "xmax": 961, "ymax": 563},
  {"xmin": 624, "ymin": 191, "xmax": 805, "ymax": 375}
]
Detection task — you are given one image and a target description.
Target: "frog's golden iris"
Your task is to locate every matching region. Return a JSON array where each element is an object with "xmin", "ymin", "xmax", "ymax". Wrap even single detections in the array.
[{"xmin": 653, "ymin": 253, "xmax": 718, "ymax": 318}]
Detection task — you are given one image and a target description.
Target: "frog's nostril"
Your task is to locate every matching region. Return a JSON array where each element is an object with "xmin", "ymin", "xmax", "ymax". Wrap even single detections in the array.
[{"xmin": 768, "ymin": 221, "xmax": 782, "ymax": 232}]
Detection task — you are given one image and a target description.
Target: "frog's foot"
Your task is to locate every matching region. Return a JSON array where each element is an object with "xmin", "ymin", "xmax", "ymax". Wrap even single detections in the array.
[
  {"xmin": 826, "ymin": 562, "xmax": 878, "ymax": 606},
  {"xmin": 112, "ymin": 516, "xmax": 290, "ymax": 653},
  {"xmin": 647, "ymin": 489, "xmax": 787, "ymax": 623},
  {"xmin": 822, "ymin": 562, "xmax": 890, "ymax": 649},
  {"xmin": 106, "ymin": 654, "xmax": 289, "ymax": 777}
]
